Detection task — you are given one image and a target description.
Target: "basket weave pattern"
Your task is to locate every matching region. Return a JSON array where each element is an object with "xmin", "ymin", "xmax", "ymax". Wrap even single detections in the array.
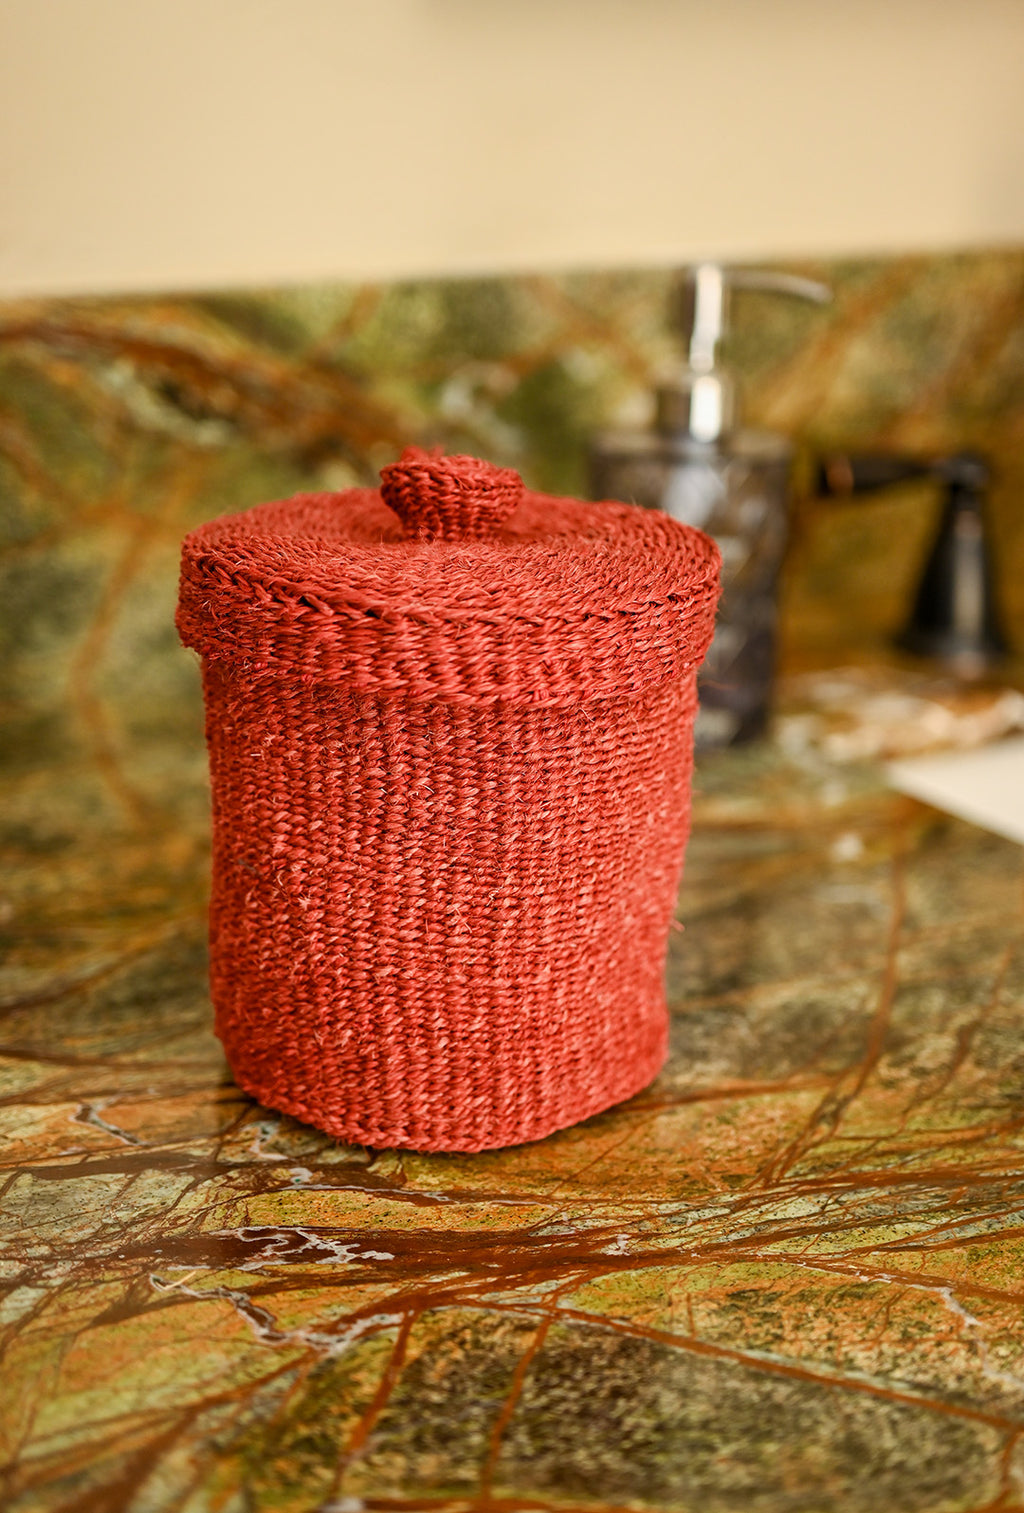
[{"xmin": 179, "ymin": 452, "xmax": 720, "ymax": 1151}]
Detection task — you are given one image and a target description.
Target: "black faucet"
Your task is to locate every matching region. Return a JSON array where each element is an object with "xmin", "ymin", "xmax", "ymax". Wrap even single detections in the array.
[{"xmin": 817, "ymin": 450, "xmax": 1009, "ymax": 676}]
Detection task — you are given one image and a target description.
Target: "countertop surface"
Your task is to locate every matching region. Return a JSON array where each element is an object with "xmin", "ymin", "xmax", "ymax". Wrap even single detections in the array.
[
  {"xmin": 2, "ymin": 260, "xmax": 1024, "ymax": 1511},
  {"xmin": 4, "ymin": 741, "xmax": 1024, "ymax": 1513}
]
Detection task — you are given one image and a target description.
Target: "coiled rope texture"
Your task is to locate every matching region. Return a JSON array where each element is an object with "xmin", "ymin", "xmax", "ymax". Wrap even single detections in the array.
[{"xmin": 178, "ymin": 451, "xmax": 720, "ymax": 1151}]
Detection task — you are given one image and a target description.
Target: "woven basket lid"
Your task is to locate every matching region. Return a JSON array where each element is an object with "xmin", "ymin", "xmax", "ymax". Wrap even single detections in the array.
[{"xmin": 176, "ymin": 450, "xmax": 721, "ymax": 706}]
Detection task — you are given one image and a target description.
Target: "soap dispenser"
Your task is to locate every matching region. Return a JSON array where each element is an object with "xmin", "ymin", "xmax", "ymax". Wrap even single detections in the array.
[{"xmin": 591, "ymin": 264, "xmax": 830, "ymax": 747}]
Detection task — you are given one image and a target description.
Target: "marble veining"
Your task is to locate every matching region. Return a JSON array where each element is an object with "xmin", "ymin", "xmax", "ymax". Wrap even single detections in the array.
[
  {"xmin": 2, "ymin": 255, "xmax": 1024, "ymax": 1510},
  {"xmin": 3, "ymin": 741, "xmax": 1024, "ymax": 1510}
]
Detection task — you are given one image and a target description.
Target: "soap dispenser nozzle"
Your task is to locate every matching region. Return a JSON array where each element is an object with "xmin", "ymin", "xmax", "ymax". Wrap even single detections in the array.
[{"xmin": 657, "ymin": 265, "xmax": 831, "ymax": 443}]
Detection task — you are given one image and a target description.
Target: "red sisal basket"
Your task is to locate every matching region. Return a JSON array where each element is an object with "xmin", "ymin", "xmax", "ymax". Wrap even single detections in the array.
[{"xmin": 177, "ymin": 451, "xmax": 720, "ymax": 1152}]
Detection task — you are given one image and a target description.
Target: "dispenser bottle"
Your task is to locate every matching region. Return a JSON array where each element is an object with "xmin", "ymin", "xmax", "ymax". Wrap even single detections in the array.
[{"xmin": 591, "ymin": 265, "xmax": 830, "ymax": 747}]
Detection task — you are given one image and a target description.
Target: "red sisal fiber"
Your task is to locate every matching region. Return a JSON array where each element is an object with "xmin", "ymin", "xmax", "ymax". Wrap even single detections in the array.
[{"xmin": 177, "ymin": 451, "xmax": 720, "ymax": 1152}]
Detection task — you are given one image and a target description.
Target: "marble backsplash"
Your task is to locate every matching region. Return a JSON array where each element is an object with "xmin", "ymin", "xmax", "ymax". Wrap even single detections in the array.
[{"xmin": 2, "ymin": 251, "xmax": 1023, "ymax": 811}]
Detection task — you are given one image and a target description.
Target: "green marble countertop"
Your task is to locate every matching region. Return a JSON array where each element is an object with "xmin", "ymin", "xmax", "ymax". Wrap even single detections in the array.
[
  {"xmin": 3, "ymin": 738, "xmax": 1024, "ymax": 1513},
  {"xmin": 2, "ymin": 255, "xmax": 1024, "ymax": 1510}
]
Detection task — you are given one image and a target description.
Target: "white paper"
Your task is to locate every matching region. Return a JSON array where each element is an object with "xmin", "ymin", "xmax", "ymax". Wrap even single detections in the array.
[{"xmin": 887, "ymin": 736, "xmax": 1024, "ymax": 845}]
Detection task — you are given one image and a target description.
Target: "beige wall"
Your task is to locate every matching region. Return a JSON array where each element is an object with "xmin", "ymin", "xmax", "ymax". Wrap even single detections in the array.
[{"xmin": 1, "ymin": 0, "xmax": 1023, "ymax": 297}]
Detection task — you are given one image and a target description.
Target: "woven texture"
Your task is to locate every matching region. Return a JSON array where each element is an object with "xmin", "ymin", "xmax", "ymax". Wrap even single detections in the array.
[{"xmin": 178, "ymin": 451, "xmax": 720, "ymax": 1151}]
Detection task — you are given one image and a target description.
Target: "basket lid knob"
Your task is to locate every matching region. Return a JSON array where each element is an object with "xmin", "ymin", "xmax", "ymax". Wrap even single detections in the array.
[{"xmin": 380, "ymin": 449, "xmax": 524, "ymax": 542}]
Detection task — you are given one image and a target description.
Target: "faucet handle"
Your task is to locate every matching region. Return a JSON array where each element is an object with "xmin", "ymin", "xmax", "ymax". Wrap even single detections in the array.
[
  {"xmin": 817, "ymin": 450, "xmax": 992, "ymax": 498},
  {"xmin": 817, "ymin": 452, "xmax": 932, "ymax": 497}
]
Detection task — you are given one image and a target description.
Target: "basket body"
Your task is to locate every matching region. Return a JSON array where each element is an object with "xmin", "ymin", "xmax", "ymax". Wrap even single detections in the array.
[
  {"xmin": 179, "ymin": 453, "xmax": 720, "ymax": 1151},
  {"xmin": 202, "ymin": 666, "xmax": 698, "ymax": 1151}
]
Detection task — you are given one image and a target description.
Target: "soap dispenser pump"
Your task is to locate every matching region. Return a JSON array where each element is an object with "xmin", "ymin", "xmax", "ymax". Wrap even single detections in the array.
[{"xmin": 591, "ymin": 264, "xmax": 830, "ymax": 747}]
